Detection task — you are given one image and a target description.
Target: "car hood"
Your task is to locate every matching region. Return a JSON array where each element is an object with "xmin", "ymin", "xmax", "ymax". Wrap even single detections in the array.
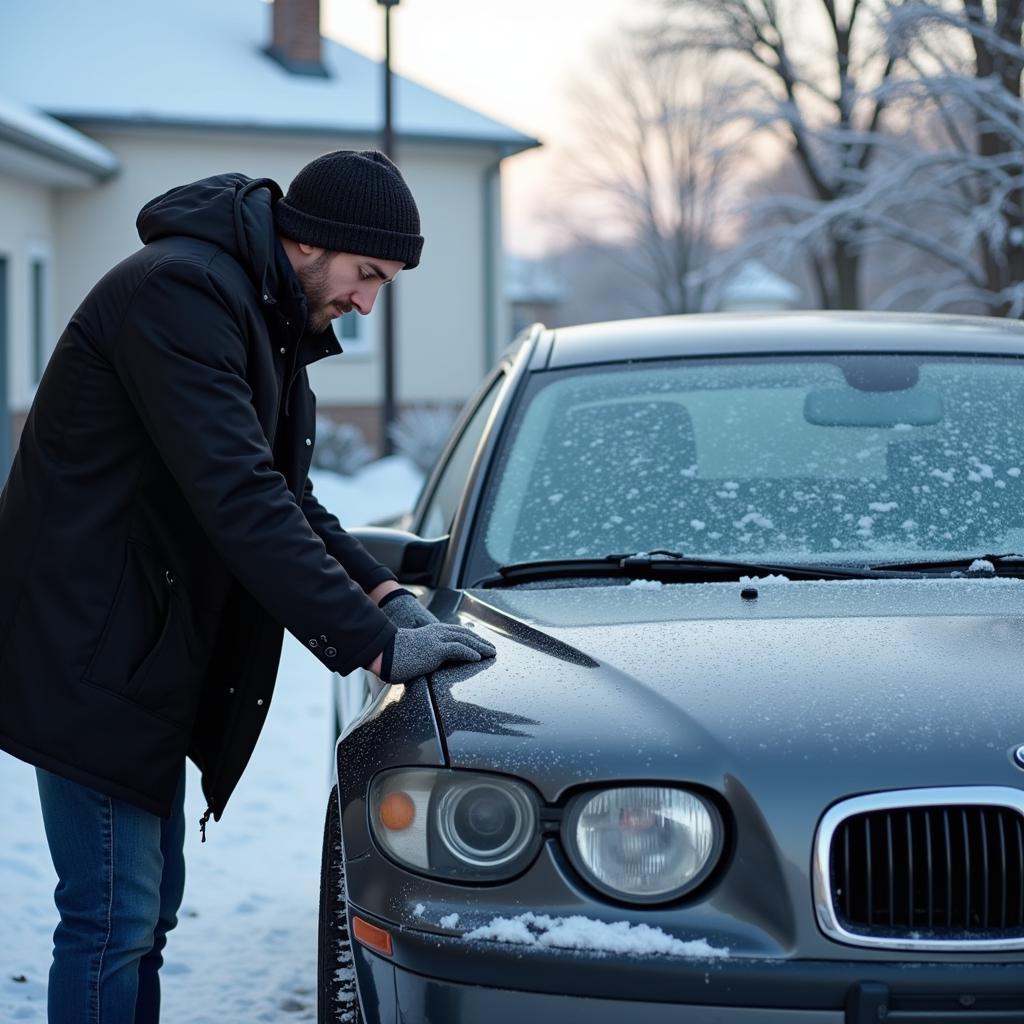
[{"xmin": 432, "ymin": 578, "xmax": 1024, "ymax": 805}]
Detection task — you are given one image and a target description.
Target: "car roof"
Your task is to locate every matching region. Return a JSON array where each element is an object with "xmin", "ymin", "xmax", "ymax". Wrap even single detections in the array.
[{"xmin": 538, "ymin": 311, "xmax": 1024, "ymax": 369}]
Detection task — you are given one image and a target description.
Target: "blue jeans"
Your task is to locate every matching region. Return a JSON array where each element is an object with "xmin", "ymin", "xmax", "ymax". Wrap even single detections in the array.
[{"xmin": 35, "ymin": 767, "xmax": 186, "ymax": 1024}]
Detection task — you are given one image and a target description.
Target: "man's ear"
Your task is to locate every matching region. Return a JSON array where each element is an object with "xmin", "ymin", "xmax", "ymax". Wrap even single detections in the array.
[{"xmin": 297, "ymin": 242, "xmax": 321, "ymax": 257}]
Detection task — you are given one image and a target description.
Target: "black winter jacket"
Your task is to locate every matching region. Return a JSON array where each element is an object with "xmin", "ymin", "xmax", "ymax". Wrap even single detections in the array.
[{"xmin": 0, "ymin": 174, "xmax": 398, "ymax": 820}]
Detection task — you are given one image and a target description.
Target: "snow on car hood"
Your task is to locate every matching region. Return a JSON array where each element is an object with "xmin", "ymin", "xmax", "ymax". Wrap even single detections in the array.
[{"xmin": 431, "ymin": 577, "xmax": 1024, "ymax": 806}]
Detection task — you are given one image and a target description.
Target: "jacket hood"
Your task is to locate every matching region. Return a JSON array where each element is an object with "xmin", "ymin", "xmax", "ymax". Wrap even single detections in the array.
[{"xmin": 136, "ymin": 173, "xmax": 285, "ymax": 298}]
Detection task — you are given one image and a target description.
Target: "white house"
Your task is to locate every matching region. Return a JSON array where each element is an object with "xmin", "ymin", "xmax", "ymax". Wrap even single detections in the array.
[
  {"xmin": 716, "ymin": 259, "xmax": 802, "ymax": 312},
  {"xmin": 0, "ymin": 0, "xmax": 538, "ymax": 469},
  {"xmin": 0, "ymin": 97, "xmax": 120, "ymax": 472}
]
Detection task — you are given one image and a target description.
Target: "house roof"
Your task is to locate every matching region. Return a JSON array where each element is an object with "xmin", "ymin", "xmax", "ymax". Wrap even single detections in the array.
[
  {"xmin": 721, "ymin": 260, "xmax": 801, "ymax": 303},
  {"xmin": 1, "ymin": 0, "xmax": 539, "ymax": 154},
  {"xmin": 0, "ymin": 95, "xmax": 119, "ymax": 185}
]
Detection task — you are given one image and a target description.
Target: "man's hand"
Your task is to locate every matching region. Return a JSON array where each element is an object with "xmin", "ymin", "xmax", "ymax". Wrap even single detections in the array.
[
  {"xmin": 378, "ymin": 588, "xmax": 439, "ymax": 629},
  {"xmin": 379, "ymin": 624, "xmax": 496, "ymax": 685}
]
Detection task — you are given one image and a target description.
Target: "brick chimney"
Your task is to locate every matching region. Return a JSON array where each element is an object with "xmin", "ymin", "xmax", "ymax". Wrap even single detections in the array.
[{"xmin": 265, "ymin": 0, "xmax": 328, "ymax": 77}]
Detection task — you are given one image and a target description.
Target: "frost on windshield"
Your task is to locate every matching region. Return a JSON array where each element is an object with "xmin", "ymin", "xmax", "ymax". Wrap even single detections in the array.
[{"xmin": 482, "ymin": 357, "xmax": 1024, "ymax": 565}]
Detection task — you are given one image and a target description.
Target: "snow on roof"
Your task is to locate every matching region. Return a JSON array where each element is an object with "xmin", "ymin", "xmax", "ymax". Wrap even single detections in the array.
[
  {"xmin": 0, "ymin": 0, "xmax": 538, "ymax": 152},
  {"xmin": 0, "ymin": 94, "xmax": 118, "ymax": 179},
  {"xmin": 721, "ymin": 259, "xmax": 801, "ymax": 302}
]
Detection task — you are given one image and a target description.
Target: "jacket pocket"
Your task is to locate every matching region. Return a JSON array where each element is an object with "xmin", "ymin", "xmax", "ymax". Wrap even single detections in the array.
[{"xmin": 83, "ymin": 541, "xmax": 205, "ymax": 723}]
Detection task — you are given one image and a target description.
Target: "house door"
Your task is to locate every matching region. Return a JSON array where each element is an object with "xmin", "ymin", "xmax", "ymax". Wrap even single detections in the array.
[{"xmin": 0, "ymin": 256, "xmax": 9, "ymax": 480}]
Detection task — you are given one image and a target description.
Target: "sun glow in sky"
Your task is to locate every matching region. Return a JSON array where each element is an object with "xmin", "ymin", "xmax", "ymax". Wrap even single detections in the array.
[{"xmin": 322, "ymin": 0, "xmax": 652, "ymax": 254}]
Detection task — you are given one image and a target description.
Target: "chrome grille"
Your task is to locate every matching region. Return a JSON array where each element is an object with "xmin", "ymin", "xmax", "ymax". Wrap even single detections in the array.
[{"xmin": 814, "ymin": 787, "xmax": 1024, "ymax": 951}]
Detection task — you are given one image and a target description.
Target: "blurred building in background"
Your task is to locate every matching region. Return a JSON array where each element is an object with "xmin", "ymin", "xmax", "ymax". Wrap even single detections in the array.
[
  {"xmin": 505, "ymin": 251, "xmax": 803, "ymax": 333},
  {"xmin": 0, "ymin": 0, "xmax": 538, "ymax": 469},
  {"xmin": 715, "ymin": 260, "xmax": 801, "ymax": 313},
  {"xmin": 505, "ymin": 255, "xmax": 564, "ymax": 337}
]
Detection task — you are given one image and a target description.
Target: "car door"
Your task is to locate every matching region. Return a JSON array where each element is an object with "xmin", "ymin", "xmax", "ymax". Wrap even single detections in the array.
[{"xmin": 332, "ymin": 371, "xmax": 508, "ymax": 738}]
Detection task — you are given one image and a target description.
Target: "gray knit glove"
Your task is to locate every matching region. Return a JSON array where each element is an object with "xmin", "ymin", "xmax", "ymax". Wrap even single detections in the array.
[
  {"xmin": 378, "ymin": 588, "xmax": 438, "ymax": 629},
  {"xmin": 383, "ymin": 623, "xmax": 497, "ymax": 684}
]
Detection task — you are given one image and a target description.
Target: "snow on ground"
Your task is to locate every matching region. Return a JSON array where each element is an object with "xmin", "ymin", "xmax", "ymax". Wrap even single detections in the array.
[
  {"xmin": 307, "ymin": 460, "xmax": 424, "ymax": 528},
  {"xmin": 0, "ymin": 458, "xmax": 421, "ymax": 1023}
]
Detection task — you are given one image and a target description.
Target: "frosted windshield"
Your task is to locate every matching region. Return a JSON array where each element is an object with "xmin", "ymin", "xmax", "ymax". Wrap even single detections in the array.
[{"xmin": 479, "ymin": 356, "xmax": 1024, "ymax": 566}]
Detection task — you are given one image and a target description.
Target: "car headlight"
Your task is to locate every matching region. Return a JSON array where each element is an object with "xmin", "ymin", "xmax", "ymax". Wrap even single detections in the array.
[
  {"xmin": 368, "ymin": 768, "xmax": 541, "ymax": 881},
  {"xmin": 565, "ymin": 786, "xmax": 723, "ymax": 903}
]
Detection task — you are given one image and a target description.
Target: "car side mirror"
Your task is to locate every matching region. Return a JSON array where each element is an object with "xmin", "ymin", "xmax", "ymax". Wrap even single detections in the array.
[{"xmin": 349, "ymin": 527, "xmax": 449, "ymax": 587}]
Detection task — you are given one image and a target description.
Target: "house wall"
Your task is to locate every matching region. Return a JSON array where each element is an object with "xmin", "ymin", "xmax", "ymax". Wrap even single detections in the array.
[
  {"xmin": 0, "ymin": 174, "xmax": 55, "ymax": 422},
  {"xmin": 53, "ymin": 127, "xmax": 502, "ymax": 416}
]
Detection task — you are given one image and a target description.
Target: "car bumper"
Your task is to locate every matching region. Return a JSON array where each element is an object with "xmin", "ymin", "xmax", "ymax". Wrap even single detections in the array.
[
  {"xmin": 389, "ymin": 966, "xmax": 838, "ymax": 1023},
  {"xmin": 348, "ymin": 914, "xmax": 1024, "ymax": 1024}
]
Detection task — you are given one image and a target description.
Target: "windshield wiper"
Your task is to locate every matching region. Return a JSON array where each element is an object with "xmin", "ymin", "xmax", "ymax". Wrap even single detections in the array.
[
  {"xmin": 869, "ymin": 553, "xmax": 1024, "ymax": 576},
  {"xmin": 476, "ymin": 549, "xmax": 922, "ymax": 588}
]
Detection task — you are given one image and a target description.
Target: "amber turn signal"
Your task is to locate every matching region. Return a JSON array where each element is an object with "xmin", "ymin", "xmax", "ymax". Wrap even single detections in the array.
[
  {"xmin": 378, "ymin": 790, "xmax": 416, "ymax": 831},
  {"xmin": 352, "ymin": 915, "xmax": 393, "ymax": 957}
]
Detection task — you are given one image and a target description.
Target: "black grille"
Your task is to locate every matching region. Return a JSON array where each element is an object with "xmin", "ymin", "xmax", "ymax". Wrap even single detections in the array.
[{"xmin": 830, "ymin": 804, "xmax": 1024, "ymax": 936}]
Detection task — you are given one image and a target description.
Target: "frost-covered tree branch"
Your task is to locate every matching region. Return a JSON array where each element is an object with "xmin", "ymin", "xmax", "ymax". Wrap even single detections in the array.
[
  {"xmin": 660, "ymin": 0, "xmax": 898, "ymax": 308},
  {"xmin": 870, "ymin": 0, "xmax": 1024, "ymax": 314},
  {"xmin": 661, "ymin": 0, "xmax": 1024, "ymax": 317}
]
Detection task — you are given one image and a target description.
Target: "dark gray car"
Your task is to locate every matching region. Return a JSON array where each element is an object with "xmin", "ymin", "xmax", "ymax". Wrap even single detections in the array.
[{"xmin": 318, "ymin": 312, "xmax": 1024, "ymax": 1023}]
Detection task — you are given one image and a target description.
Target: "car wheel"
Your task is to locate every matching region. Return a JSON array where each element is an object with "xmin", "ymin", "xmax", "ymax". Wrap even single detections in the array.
[{"xmin": 317, "ymin": 785, "xmax": 364, "ymax": 1024}]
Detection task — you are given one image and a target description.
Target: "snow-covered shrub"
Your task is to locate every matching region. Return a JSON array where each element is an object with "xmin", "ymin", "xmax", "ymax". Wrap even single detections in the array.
[
  {"xmin": 312, "ymin": 417, "xmax": 374, "ymax": 476},
  {"xmin": 388, "ymin": 404, "xmax": 460, "ymax": 472}
]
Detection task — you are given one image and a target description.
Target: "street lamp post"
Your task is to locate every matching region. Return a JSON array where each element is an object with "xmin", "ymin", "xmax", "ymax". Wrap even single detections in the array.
[{"xmin": 377, "ymin": 0, "xmax": 400, "ymax": 457}]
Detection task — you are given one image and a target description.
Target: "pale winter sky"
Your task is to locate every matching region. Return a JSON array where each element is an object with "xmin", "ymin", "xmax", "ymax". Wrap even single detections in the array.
[{"xmin": 321, "ymin": 0, "xmax": 656, "ymax": 255}]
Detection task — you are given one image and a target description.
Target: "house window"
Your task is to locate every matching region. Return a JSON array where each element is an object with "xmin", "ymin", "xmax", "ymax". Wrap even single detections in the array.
[
  {"xmin": 332, "ymin": 309, "xmax": 373, "ymax": 357},
  {"xmin": 0, "ymin": 256, "xmax": 9, "ymax": 476},
  {"xmin": 339, "ymin": 311, "xmax": 359, "ymax": 340},
  {"xmin": 30, "ymin": 254, "xmax": 48, "ymax": 384}
]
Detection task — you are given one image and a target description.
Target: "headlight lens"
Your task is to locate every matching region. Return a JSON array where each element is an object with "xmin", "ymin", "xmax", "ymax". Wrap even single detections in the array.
[
  {"xmin": 567, "ymin": 786, "xmax": 722, "ymax": 903},
  {"xmin": 437, "ymin": 780, "xmax": 535, "ymax": 867},
  {"xmin": 369, "ymin": 768, "xmax": 540, "ymax": 881}
]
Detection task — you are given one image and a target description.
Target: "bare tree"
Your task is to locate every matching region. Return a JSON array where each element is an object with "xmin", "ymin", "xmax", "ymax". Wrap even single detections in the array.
[
  {"xmin": 660, "ymin": 0, "xmax": 898, "ymax": 309},
  {"xmin": 552, "ymin": 27, "xmax": 738, "ymax": 315},
  {"xmin": 868, "ymin": 0, "xmax": 1024, "ymax": 315}
]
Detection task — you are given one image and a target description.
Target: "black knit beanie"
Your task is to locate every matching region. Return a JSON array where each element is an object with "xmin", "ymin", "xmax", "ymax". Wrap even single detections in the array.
[{"xmin": 274, "ymin": 150, "xmax": 424, "ymax": 269}]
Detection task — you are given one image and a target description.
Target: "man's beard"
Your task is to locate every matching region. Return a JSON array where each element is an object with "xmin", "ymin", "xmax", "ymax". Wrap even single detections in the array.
[{"xmin": 296, "ymin": 252, "xmax": 339, "ymax": 333}]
